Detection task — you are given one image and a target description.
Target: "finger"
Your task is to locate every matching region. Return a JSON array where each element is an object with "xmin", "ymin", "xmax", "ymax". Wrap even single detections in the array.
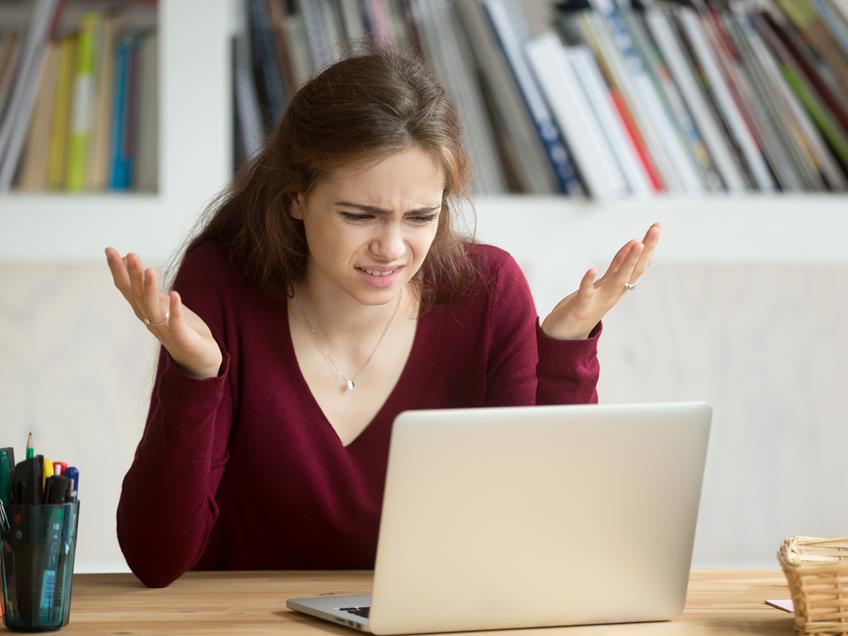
[
  {"xmin": 596, "ymin": 240, "xmax": 637, "ymax": 285},
  {"xmin": 619, "ymin": 242, "xmax": 645, "ymax": 288},
  {"xmin": 126, "ymin": 253, "xmax": 146, "ymax": 312},
  {"xmin": 142, "ymin": 268, "xmax": 167, "ymax": 325},
  {"xmin": 168, "ymin": 291, "xmax": 184, "ymax": 335},
  {"xmin": 632, "ymin": 224, "xmax": 662, "ymax": 280},
  {"xmin": 105, "ymin": 247, "xmax": 131, "ymax": 295},
  {"xmin": 579, "ymin": 268, "xmax": 596, "ymax": 297}
]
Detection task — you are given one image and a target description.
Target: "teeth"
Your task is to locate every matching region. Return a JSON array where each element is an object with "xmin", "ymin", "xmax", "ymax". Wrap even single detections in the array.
[{"xmin": 362, "ymin": 268, "xmax": 395, "ymax": 277}]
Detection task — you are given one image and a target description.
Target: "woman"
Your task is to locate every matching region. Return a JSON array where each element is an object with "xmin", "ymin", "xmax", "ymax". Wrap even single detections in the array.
[{"xmin": 106, "ymin": 51, "xmax": 660, "ymax": 588}]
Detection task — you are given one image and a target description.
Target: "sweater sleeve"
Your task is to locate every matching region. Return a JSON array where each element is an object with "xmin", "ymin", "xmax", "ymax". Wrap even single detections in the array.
[
  {"xmin": 483, "ymin": 248, "xmax": 600, "ymax": 406},
  {"xmin": 116, "ymin": 244, "xmax": 235, "ymax": 587}
]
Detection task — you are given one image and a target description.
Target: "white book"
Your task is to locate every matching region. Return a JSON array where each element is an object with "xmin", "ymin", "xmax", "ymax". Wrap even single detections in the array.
[
  {"xmin": 566, "ymin": 45, "xmax": 653, "ymax": 197},
  {"xmin": 678, "ymin": 7, "xmax": 775, "ymax": 192},
  {"xmin": 527, "ymin": 33, "xmax": 628, "ymax": 199},
  {"xmin": 584, "ymin": 7, "xmax": 700, "ymax": 193},
  {"xmin": 645, "ymin": 6, "xmax": 748, "ymax": 192}
]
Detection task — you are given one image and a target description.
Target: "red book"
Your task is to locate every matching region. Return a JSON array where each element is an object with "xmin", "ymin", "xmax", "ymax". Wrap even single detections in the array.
[{"xmin": 611, "ymin": 90, "xmax": 663, "ymax": 191}]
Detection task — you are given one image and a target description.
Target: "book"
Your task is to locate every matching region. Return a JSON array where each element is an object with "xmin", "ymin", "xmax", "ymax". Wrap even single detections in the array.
[
  {"xmin": 455, "ymin": 0, "xmax": 559, "ymax": 193},
  {"xmin": 134, "ymin": 32, "xmax": 158, "ymax": 192},
  {"xmin": 482, "ymin": 0, "xmax": 583, "ymax": 195},
  {"xmin": 47, "ymin": 32, "xmax": 76, "ymax": 190},
  {"xmin": 527, "ymin": 33, "xmax": 628, "ymax": 199},
  {"xmin": 412, "ymin": 0, "xmax": 507, "ymax": 194},
  {"xmin": 616, "ymin": 3, "xmax": 720, "ymax": 190},
  {"xmin": 108, "ymin": 34, "xmax": 135, "ymax": 190},
  {"xmin": 17, "ymin": 42, "xmax": 59, "ymax": 190},
  {"xmin": 645, "ymin": 5, "xmax": 748, "ymax": 192},
  {"xmin": 678, "ymin": 6, "xmax": 774, "ymax": 191},
  {"xmin": 567, "ymin": 44, "xmax": 653, "ymax": 196},
  {"xmin": 66, "ymin": 11, "xmax": 101, "ymax": 191},
  {"xmin": 88, "ymin": 11, "xmax": 121, "ymax": 191},
  {"xmin": 721, "ymin": 9, "xmax": 807, "ymax": 191},
  {"xmin": 583, "ymin": 5, "xmax": 696, "ymax": 192},
  {"xmin": 0, "ymin": 0, "xmax": 60, "ymax": 191}
]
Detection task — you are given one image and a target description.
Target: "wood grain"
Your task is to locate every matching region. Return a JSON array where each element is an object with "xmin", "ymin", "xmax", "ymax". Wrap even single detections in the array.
[{"xmin": 52, "ymin": 570, "xmax": 795, "ymax": 634}]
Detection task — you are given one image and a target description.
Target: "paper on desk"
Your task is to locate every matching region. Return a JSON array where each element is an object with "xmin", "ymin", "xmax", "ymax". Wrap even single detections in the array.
[{"xmin": 765, "ymin": 599, "xmax": 794, "ymax": 613}]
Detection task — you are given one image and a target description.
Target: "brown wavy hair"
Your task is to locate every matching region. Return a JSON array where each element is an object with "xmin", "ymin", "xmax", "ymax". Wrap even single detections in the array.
[{"xmin": 178, "ymin": 48, "xmax": 477, "ymax": 308}]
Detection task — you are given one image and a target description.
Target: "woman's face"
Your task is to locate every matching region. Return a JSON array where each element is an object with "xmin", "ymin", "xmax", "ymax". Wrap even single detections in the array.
[{"xmin": 291, "ymin": 145, "xmax": 446, "ymax": 306}]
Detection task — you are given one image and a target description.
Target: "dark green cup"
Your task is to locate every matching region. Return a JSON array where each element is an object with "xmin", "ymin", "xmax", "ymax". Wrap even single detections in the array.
[{"xmin": 1, "ymin": 502, "xmax": 80, "ymax": 632}]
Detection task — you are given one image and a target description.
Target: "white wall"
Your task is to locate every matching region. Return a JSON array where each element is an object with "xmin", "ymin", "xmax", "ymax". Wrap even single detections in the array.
[{"xmin": 2, "ymin": 198, "xmax": 847, "ymax": 572}]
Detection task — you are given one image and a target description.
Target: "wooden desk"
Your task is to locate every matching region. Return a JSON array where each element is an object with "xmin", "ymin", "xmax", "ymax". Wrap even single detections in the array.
[{"xmin": 49, "ymin": 570, "xmax": 795, "ymax": 635}]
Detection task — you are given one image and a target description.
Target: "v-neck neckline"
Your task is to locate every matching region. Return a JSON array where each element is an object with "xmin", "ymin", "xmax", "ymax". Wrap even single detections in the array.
[{"xmin": 283, "ymin": 296, "xmax": 425, "ymax": 449}]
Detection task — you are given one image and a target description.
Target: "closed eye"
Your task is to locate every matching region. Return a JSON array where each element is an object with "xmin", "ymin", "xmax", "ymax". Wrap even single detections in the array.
[
  {"xmin": 408, "ymin": 214, "xmax": 439, "ymax": 224},
  {"xmin": 340, "ymin": 212, "xmax": 374, "ymax": 222}
]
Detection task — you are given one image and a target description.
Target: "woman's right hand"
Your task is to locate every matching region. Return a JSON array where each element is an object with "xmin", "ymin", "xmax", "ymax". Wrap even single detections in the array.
[{"xmin": 105, "ymin": 247, "xmax": 223, "ymax": 380}]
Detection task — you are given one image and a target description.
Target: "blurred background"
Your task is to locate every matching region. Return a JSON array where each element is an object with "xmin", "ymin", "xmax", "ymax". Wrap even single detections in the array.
[{"xmin": 1, "ymin": 0, "xmax": 847, "ymax": 572}]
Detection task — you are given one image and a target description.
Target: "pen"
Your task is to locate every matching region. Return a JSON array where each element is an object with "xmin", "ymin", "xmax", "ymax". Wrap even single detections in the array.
[
  {"xmin": 26, "ymin": 431, "xmax": 34, "ymax": 459},
  {"xmin": 65, "ymin": 467, "xmax": 79, "ymax": 502},
  {"xmin": 0, "ymin": 449, "xmax": 11, "ymax": 508},
  {"xmin": 42, "ymin": 455, "xmax": 53, "ymax": 490}
]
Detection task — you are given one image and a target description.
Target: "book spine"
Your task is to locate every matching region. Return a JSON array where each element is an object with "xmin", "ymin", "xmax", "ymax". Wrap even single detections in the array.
[
  {"xmin": 482, "ymin": 0, "xmax": 583, "ymax": 195},
  {"xmin": 66, "ymin": 11, "xmax": 100, "ymax": 191}
]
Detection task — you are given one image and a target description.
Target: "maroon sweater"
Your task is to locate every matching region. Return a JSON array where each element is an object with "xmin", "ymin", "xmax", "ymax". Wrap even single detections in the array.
[{"xmin": 117, "ymin": 241, "xmax": 601, "ymax": 587}]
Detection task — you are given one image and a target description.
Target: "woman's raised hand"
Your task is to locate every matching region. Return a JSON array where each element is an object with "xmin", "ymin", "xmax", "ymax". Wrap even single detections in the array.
[
  {"xmin": 105, "ymin": 248, "xmax": 223, "ymax": 379},
  {"xmin": 540, "ymin": 223, "xmax": 661, "ymax": 340}
]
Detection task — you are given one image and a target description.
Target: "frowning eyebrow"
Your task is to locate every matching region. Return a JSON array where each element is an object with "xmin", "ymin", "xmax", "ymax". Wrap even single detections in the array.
[{"xmin": 333, "ymin": 201, "xmax": 441, "ymax": 215}]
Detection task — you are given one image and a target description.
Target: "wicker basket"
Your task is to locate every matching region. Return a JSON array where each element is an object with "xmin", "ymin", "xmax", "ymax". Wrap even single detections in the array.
[{"xmin": 778, "ymin": 536, "xmax": 848, "ymax": 634}]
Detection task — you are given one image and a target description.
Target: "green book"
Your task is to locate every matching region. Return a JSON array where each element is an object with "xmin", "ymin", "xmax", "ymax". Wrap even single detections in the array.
[
  {"xmin": 66, "ymin": 12, "xmax": 101, "ymax": 191},
  {"xmin": 782, "ymin": 65, "xmax": 848, "ymax": 170}
]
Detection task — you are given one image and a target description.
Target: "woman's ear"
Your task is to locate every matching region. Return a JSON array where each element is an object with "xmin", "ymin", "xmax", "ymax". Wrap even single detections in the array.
[{"xmin": 290, "ymin": 194, "xmax": 305, "ymax": 220}]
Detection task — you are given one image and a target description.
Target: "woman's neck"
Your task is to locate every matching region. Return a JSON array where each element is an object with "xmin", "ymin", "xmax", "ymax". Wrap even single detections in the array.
[{"xmin": 293, "ymin": 275, "xmax": 417, "ymax": 346}]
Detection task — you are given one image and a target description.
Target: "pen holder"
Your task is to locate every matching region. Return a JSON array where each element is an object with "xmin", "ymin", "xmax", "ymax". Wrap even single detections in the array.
[
  {"xmin": 778, "ymin": 536, "xmax": 848, "ymax": 635},
  {"xmin": 0, "ymin": 502, "xmax": 80, "ymax": 632}
]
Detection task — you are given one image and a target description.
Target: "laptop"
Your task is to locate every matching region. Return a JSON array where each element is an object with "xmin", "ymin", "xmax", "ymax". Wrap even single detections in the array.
[{"xmin": 286, "ymin": 402, "xmax": 711, "ymax": 634}]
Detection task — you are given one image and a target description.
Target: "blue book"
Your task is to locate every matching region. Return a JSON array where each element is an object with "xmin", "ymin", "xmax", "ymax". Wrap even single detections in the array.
[
  {"xmin": 109, "ymin": 36, "xmax": 135, "ymax": 190},
  {"xmin": 481, "ymin": 0, "xmax": 584, "ymax": 195}
]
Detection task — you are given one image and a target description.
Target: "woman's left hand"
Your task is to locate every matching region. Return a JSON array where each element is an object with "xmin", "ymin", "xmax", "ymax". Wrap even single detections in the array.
[{"xmin": 541, "ymin": 223, "xmax": 662, "ymax": 340}]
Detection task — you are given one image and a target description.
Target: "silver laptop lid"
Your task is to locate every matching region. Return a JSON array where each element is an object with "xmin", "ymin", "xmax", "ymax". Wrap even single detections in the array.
[{"xmin": 369, "ymin": 402, "xmax": 711, "ymax": 635}]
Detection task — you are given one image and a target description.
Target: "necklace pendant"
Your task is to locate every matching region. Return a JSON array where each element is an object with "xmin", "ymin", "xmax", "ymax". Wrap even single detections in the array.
[{"xmin": 345, "ymin": 379, "xmax": 357, "ymax": 391}]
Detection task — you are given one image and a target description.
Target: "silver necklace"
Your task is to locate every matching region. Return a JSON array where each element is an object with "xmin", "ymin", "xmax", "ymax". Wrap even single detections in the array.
[{"xmin": 293, "ymin": 288, "xmax": 402, "ymax": 391}]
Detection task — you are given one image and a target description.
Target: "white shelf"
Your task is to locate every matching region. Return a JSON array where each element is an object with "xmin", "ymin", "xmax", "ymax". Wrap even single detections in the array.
[{"xmin": 473, "ymin": 193, "xmax": 848, "ymax": 267}]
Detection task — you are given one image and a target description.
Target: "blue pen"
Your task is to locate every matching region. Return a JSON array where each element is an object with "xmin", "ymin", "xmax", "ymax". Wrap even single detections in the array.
[{"xmin": 65, "ymin": 467, "xmax": 79, "ymax": 502}]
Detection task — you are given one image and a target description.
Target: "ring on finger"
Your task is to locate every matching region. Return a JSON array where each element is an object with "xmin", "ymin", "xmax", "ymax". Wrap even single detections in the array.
[
  {"xmin": 143, "ymin": 311, "xmax": 169, "ymax": 327},
  {"xmin": 624, "ymin": 282, "xmax": 637, "ymax": 292}
]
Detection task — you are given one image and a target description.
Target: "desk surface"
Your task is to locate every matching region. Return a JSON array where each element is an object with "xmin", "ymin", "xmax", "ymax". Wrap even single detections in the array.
[{"xmin": 51, "ymin": 570, "xmax": 795, "ymax": 635}]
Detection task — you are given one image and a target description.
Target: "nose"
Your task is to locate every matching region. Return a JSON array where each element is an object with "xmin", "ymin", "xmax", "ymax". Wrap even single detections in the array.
[{"xmin": 371, "ymin": 220, "xmax": 406, "ymax": 261}]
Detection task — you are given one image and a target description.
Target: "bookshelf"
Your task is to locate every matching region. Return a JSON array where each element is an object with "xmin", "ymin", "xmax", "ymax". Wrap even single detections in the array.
[
  {"xmin": 0, "ymin": 0, "xmax": 232, "ymax": 264},
  {"xmin": 1, "ymin": 0, "xmax": 846, "ymax": 266}
]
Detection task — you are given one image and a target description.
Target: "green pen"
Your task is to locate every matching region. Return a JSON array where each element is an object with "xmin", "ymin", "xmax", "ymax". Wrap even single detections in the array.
[
  {"xmin": 0, "ymin": 449, "xmax": 10, "ymax": 507},
  {"xmin": 26, "ymin": 431, "xmax": 34, "ymax": 459}
]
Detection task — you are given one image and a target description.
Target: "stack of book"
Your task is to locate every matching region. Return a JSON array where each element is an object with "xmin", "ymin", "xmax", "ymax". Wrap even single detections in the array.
[
  {"xmin": 235, "ymin": 0, "xmax": 848, "ymax": 199},
  {"xmin": 0, "ymin": 0, "xmax": 158, "ymax": 194}
]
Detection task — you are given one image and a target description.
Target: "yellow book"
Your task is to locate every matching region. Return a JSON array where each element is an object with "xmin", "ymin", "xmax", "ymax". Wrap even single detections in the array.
[
  {"xmin": 18, "ymin": 43, "xmax": 60, "ymax": 191},
  {"xmin": 66, "ymin": 12, "xmax": 101, "ymax": 191},
  {"xmin": 88, "ymin": 12, "xmax": 121, "ymax": 190},
  {"xmin": 47, "ymin": 34, "xmax": 76, "ymax": 190}
]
